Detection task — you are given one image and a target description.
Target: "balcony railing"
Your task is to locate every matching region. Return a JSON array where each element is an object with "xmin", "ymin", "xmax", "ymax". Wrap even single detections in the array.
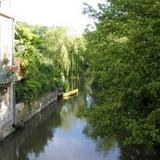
[
  {"xmin": 0, "ymin": 66, "xmax": 18, "ymax": 86},
  {"xmin": 0, "ymin": 66, "xmax": 24, "ymax": 87},
  {"xmin": 0, "ymin": 57, "xmax": 24, "ymax": 86}
]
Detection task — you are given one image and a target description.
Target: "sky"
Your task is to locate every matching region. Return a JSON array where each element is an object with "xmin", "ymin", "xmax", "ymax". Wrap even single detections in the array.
[{"xmin": 12, "ymin": 0, "xmax": 100, "ymax": 34}]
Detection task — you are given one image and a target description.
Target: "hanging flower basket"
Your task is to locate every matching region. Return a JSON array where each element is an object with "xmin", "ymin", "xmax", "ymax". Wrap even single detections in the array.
[
  {"xmin": 9, "ymin": 65, "xmax": 18, "ymax": 73},
  {"xmin": 14, "ymin": 58, "xmax": 25, "ymax": 80},
  {"xmin": 0, "ymin": 58, "xmax": 24, "ymax": 86}
]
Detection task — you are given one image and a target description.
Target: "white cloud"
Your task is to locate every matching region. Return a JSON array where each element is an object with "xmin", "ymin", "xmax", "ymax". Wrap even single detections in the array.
[{"xmin": 12, "ymin": 0, "xmax": 101, "ymax": 33}]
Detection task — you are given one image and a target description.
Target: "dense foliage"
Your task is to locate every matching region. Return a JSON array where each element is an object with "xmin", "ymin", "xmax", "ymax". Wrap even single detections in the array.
[
  {"xmin": 15, "ymin": 22, "xmax": 86, "ymax": 104},
  {"xmin": 83, "ymin": 0, "xmax": 160, "ymax": 146}
]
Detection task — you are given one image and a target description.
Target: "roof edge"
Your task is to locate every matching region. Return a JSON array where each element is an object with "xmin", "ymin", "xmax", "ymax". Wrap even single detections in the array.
[{"xmin": 0, "ymin": 12, "xmax": 14, "ymax": 20}]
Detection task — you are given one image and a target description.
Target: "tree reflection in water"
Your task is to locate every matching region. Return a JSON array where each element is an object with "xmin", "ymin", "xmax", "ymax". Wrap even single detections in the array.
[
  {"xmin": 0, "ymin": 79, "xmax": 159, "ymax": 160},
  {"xmin": 120, "ymin": 144, "xmax": 160, "ymax": 160},
  {"xmin": 83, "ymin": 121, "xmax": 160, "ymax": 160},
  {"xmin": 0, "ymin": 101, "xmax": 61, "ymax": 160}
]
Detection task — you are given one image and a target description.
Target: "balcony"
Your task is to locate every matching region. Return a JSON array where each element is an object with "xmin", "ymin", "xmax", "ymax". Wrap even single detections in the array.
[
  {"xmin": 0, "ymin": 57, "xmax": 25, "ymax": 87},
  {"xmin": 0, "ymin": 66, "xmax": 17, "ymax": 86},
  {"xmin": 0, "ymin": 64, "xmax": 24, "ymax": 87}
]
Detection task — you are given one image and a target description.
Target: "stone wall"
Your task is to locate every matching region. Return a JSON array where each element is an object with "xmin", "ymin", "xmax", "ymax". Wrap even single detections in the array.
[
  {"xmin": 0, "ymin": 91, "xmax": 60, "ymax": 141},
  {"xmin": 0, "ymin": 1, "xmax": 15, "ymax": 141},
  {"xmin": 0, "ymin": 84, "xmax": 14, "ymax": 141},
  {"xmin": 16, "ymin": 92, "xmax": 58, "ymax": 123}
]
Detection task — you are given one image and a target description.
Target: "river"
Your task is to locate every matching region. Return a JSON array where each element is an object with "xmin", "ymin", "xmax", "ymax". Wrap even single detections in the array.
[{"xmin": 0, "ymin": 80, "xmax": 159, "ymax": 160}]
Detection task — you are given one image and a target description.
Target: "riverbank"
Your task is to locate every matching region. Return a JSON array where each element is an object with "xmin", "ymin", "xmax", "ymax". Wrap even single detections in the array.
[
  {"xmin": 0, "ymin": 81, "xmax": 116, "ymax": 160},
  {"xmin": 0, "ymin": 90, "xmax": 63, "ymax": 141}
]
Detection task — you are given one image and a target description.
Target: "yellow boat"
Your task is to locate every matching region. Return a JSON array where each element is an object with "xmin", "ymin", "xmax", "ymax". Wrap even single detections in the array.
[{"xmin": 63, "ymin": 89, "xmax": 79, "ymax": 97}]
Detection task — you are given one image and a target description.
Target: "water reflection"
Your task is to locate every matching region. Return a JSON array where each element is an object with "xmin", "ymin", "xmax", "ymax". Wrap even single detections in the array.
[
  {"xmin": 119, "ymin": 144, "xmax": 160, "ymax": 160},
  {"xmin": 0, "ymin": 80, "xmax": 120, "ymax": 160},
  {"xmin": 86, "ymin": 95, "xmax": 92, "ymax": 107},
  {"xmin": 0, "ymin": 80, "xmax": 158, "ymax": 160},
  {"xmin": 0, "ymin": 101, "xmax": 61, "ymax": 160}
]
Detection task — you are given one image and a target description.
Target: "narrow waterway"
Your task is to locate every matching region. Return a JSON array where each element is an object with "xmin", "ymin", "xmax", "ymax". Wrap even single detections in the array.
[
  {"xmin": 0, "ymin": 80, "xmax": 159, "ymax": 160},
  {"xmin": 0, "ymin": 80, "xmax": 120, "ymax": 160}
]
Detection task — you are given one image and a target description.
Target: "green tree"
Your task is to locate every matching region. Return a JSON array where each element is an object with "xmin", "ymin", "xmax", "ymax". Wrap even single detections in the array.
[
  {"xmin": 15, "ymin": 22, "xmax": 86, "ymax": 104},
  {"xmin": 83, "ymin": 0, "xmax": 160, "ymax": 146},
  {"xmin": 15, "ymin": 22, "xmax": 62, "ymax": 104}
]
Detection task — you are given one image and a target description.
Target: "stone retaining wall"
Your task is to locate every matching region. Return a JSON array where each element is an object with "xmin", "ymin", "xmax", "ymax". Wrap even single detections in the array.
[
  {"xmin": 0, "ymin": 85, "xmax": 14, "ymax": 141},
  {"xmin": 16, "ymin": 92, "xmax": 58, "ymax": 123},
  {"xmin": 0, "ymin": 91, "xmax": 61, "ymax": 141}
]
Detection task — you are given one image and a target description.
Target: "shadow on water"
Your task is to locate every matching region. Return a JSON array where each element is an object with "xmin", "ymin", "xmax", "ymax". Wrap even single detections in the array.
[
  {"xmin": 0, "ymin": 79, "xmax": 159, "ymax": 160},
  {"xmin": 0, "ymin": 79, "xmax": 117, "ymax": 160},
  {"xmin": 0, "ymin": 101, "xmax": 62, "ymax": 160}
]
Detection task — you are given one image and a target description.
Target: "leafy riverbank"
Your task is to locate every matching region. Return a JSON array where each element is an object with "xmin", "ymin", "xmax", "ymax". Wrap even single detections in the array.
[
  {"xmin": 82, "ymin": 0, "xmax": 160, "ymax": 147},
  {"xmin": 15, "ymin": 22, "xmax": 86, "ymax": 105}
]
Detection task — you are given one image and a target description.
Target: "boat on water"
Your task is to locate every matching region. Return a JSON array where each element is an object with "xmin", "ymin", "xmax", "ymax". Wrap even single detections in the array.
[{"xmin": 63, "ymin": 89, "xmax": 79, "ymax": 97}]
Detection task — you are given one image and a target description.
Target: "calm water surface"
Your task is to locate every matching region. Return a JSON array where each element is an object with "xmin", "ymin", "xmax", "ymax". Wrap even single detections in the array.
[
  {"xmin": 0, "ymin": 80, "xmax": 159, "ymax": 160},
  {"xmin": 0, "ymin": 81, "xmax": 120, "ymax": 160}
]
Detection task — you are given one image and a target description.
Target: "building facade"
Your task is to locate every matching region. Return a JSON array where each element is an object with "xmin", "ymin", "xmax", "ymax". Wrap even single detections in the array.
[{"xmin": 0, "ymin": 0, "xmax": 15, "ymax": 140}]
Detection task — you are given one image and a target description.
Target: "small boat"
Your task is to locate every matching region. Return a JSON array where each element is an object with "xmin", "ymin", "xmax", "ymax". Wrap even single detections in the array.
[
  {"xmin": 63, "ymin": 89, "xmax": 79, "ymax": 97},
  {"xmin": 63, "ymin": 94, "xmax": 76, "ymax": 100}
]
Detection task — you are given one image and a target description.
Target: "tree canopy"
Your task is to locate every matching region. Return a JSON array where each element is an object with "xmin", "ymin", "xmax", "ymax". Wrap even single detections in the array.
[
  {"xmin": 83, "ymin": 0, "xmax": 160, "ymax": 146},
  {"xmin": 15, "ymin": 22, "xmax": 86, "ymax": 104}
]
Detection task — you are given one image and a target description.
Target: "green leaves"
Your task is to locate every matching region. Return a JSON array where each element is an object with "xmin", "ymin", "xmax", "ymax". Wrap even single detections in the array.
[
  {"xmin": 15, "ymin": 22, "xmax": 86, "ymax": 105},
  {"xmin": 15, "ymin": 23, "xmax": 62, "ymax": 104},
  {"xmin": 83, "ymin": 0, "xmax": 160, "ymax": 147}
]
